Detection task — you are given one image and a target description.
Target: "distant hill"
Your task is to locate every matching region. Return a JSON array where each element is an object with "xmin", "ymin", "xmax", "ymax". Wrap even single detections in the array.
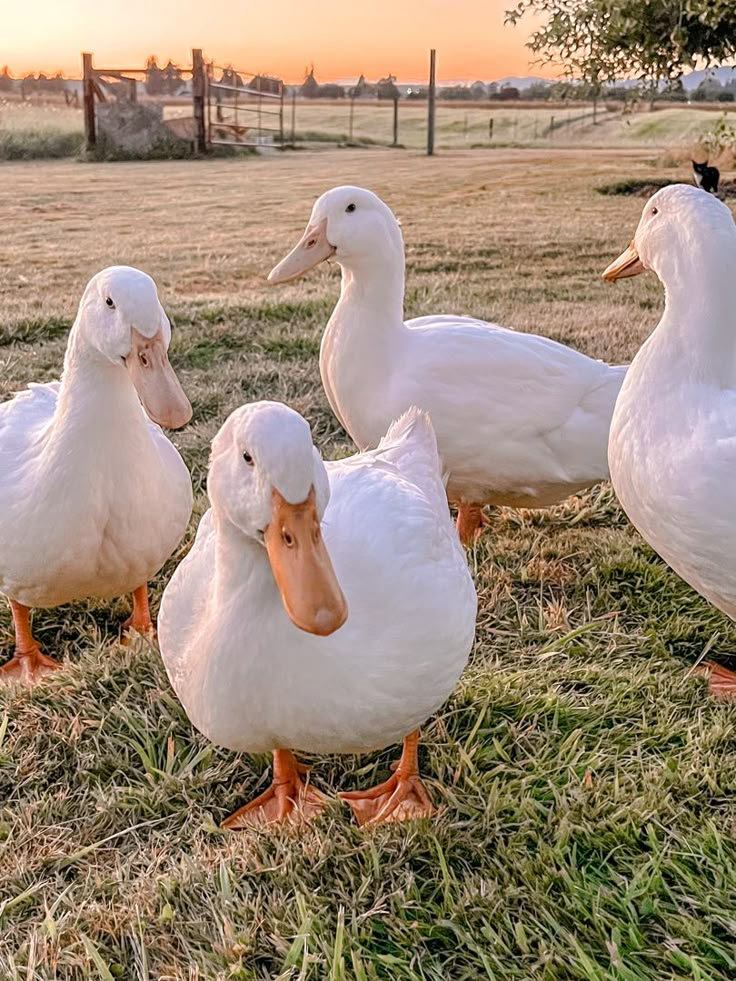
[
  {"xmin": 492, "ymin": 75, "xmax": 554, "ymax": 90},
  {"xmin": 681, "ymin": 66, "xmax": 736, "ymax": 91}
]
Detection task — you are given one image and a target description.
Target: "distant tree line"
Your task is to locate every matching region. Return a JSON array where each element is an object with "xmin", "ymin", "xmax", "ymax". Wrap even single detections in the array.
[
  {"xmin": 144, "ymin": 57, "xmax": 185, "ymax": 96},
  {"xmin": 299, "ymin": 67, "xmax": 401, "ymax": 100},
  {"xmin": 293, "ymin": 68, "xmax": 736, "ymax": 104},
  {"xmin": 0, "ymin": 67, "xmax": 67, "ymax": 97}
]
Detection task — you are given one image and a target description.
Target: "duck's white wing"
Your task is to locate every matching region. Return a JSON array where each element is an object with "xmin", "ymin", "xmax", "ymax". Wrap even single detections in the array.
[
  {"xmin": 403, "ymin": 316, "xmax": 627, "ymax": 489},
  {"xmin": 0, "ymin": 380, "xmax": 175, "ymax": 459},
  {"xmin": 0, "ymin": 382, "xmax": 59, "ymax": 474},
  {"xmin": 158, "ymin": 508, "xmax": 216, "ymax": 686},
  {"xmin": 406, "ymin": 314, "xmax": 503, "ymax": 333}
]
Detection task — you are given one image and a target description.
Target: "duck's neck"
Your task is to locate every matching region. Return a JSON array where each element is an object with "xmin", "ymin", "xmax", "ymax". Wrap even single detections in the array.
[
  {"xmin": 49, "ymin": 322, "xmax": 150, "ymax": 464},
  {"xmin": 320, "ymin": 246, "xmax": 407, "ymax": 447},
  {"xmin": 211, "ymin": 513, "xmax": 276, "ymax": 608},
  {"xmin": 337, "ymin": 248, "xmax": 406, "ymax": 321},
  {"xmin": 652, "ymin": 247, "xmax": 736, "ymax": 389}
]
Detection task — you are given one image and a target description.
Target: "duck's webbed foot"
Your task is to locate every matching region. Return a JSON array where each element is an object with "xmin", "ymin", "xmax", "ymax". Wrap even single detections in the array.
[
  {"xmin": 222, "ymin": 749, "xmax": 327, "ymax": 828},
  {"xmin": 0, "ymin": 601, "xmax": 59, "ymax": 685},
  {"xmin": 339, "ymin": 731, "xmax": 437, "ymax": 827},
  {"xmin": 696, "ymin": 661, "xmax": 736, "ymax": 698}
]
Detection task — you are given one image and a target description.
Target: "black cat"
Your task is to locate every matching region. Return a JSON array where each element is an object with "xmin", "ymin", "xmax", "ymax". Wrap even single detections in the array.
[{"xmin": 692, "ymin": 159, "xmax": 720, "ymax": 194}]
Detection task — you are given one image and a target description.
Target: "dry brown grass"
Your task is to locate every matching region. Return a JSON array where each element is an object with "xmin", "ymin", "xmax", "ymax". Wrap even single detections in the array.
[{"xmin": 0, "ymin": 147, "xmax": 667, "ymax": 352}]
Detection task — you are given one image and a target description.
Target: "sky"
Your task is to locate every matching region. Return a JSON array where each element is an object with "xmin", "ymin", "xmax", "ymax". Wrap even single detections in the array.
[{"xmin": 3, "ymin": 0, "xmax": 552, "ymax": 82}]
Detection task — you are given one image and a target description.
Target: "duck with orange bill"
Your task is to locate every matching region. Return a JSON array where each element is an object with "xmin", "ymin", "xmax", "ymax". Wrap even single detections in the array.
[
  {"xmin": 158, "ymin": 401, "xmax": 477, "ymax": 828},
  {"xmin": 0, "ymin": 266, "xmax": 193, "ymax": 683},
  {"xmin": 603, "ymin": 184, "xmax": 736, "ymax": 695},
  {"xmin": 268, "ymin": 186, "xmax": 627, "ymax": 545}
]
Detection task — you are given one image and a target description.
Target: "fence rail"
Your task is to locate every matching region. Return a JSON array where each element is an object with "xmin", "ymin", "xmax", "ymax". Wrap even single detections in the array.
[
  {"xmin": 81, "ymin": 49, "xmax": 286, "ymax": 154},
  {"xmin": 207, "ymin": 63, "xmax": 285, "ymax": 148}
]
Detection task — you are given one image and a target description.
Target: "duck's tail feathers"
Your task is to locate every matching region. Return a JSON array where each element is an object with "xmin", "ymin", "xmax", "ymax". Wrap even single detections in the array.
[
  {"xmin": 375, "ymin": 407, "xmax": 449, "ymax": 511},
  {"xmin": 377, "ymin": 405, "xmax": 436, "ymax": 453}
]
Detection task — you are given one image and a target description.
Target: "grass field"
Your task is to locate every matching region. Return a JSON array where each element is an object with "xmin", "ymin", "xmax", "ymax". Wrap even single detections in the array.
[
  {"xmin": 1, "ymin": 148, "xmax": 736, "ymax": 979},
  {"xmin": 4, "ymin": 96, "xmax": 736, "ymax": 155}
]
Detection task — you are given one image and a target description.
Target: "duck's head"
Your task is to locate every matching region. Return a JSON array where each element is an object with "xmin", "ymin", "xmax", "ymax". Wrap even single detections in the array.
[
  {"xmin": 602, "ymin": 184, "xmax": 735, "ymax": 284},
  {"xmin": 208, "ymin": 401, "xmax": 348, "ymax": 637},
  {"xmin": 268, "ymin": 186, "xmax": 403, "ymax": 283},
  {"xmin": 78, "ymin": 266, "xmax": 192, "ymax": 429}
]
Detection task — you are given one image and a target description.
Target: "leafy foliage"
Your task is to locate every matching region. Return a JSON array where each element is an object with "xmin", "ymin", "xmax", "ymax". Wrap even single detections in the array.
[{"xmin": 505, "ymin": 0, "xmax": 736, "ymax": 87}]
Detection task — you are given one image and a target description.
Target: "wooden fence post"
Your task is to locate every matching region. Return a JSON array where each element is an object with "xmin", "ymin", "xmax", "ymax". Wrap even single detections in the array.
[
  {"xmin": 427, "ymin": 48, "xmax": 436, "ymax": 156},
  {"xmin": 192, "ymin": 48, "xmax": 207, "ymax": 154},
  {"xmin": 291, "ymin": 90, "xmax": 296, "ymax": 147},
  {"xmin": 278, "ymin": 84, "xmax": 285, "ymax": 147},
  {"xmin": 82, "ymin": 52, "xmax": 96, "ymax": 152},
  {"xmin": 392, "ymin": 96, "xmax": 399, "ymax": 146}
]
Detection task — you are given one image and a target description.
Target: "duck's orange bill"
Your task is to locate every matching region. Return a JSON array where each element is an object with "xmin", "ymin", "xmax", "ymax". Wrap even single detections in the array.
[
  {"xmin": 126, "ymin": 328, "xmax": 192, "ymax": 429},
  {"xmin": 265, "ymin": 486, "xmax": 348, "ymax": 637},
  {"xmin": 268, "ymin": 218, "xmax": 336, "ymax": 284},
  {"xmin": 602, "ymin": 241, "xmax": 646, "ymax": 282}
]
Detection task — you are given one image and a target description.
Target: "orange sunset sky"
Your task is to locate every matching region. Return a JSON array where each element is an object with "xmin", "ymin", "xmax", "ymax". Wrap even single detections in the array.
[{"xmin": 3, "ymin": 0, "xmax": 551, "ymax": 82}]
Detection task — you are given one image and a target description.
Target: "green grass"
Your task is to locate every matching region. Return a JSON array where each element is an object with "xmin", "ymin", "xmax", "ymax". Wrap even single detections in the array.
[
  {"xmin": 0, "ymin": 129, "xmax": 82, "ymax": 161},
  {"xmin": 0, "ymin": 149, "xmax": 735, "ymax": 978},
  {"xmin": 4, "ymin": 96, "xmax": 736, "ymax": 158}
]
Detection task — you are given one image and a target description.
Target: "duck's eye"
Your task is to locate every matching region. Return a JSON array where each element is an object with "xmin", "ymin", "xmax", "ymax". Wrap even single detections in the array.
[
  {"xmin": 243, "ymin": 451, "xmax": 254, "ymax": 465},
  {"xmin": 105, "ymin": 297, "xmax": 115, "ymax": 308},
  {"xmin": 651, "ymin": 207, "xmax": 658, "ymax": 216},
  {"xmin": 345, "ymin": 203, "xmax": 356, "ymax": 213}
]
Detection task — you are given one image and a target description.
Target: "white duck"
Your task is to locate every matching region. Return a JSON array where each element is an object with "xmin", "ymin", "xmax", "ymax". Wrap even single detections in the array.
[
  {"xmin": 604, "ymin": 184, "xmax": 736, "ymax": 695},
  {"xmin": 268, "ymin": 186, "xmax": 627, "ymax": 544},
  {"xmin": 0, "ymin": 266, "xmax": 193, "ymax": 684},
  {"xmin": 158, "ymin": 401, "xmax": 476, "ymax": 827}
]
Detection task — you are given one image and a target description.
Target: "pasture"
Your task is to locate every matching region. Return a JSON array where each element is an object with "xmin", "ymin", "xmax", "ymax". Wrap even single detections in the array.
[
  {"xmin": 1, "ymin": 148, "xmax": 735, "ymax": 979},
  {"xmin": 3, "ymin": 96, "xmax": 735, "ymax": 155}
]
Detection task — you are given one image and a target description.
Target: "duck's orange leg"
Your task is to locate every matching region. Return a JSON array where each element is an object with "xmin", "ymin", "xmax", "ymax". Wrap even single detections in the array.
[
  {"xmin": 339, "ymin": 731, "xmax": 437, "ymax": 827},
  {"xmin": 696, "ymin": 661, "xmax": 736, "ymax": 698},
  {"xmin": 222, "ymin": 749, "xmax": 327, "ymax": 829},
  {"xmin": 121, "ymin": 584, "xmax": 155, "ymax": 642},
  {"xmin": 456, "ymin": 503, "xmax": 489, "ymax": 546},
  {"xmin": 0, "ymin": 601, "xmax": 59, "ymax": 685}
]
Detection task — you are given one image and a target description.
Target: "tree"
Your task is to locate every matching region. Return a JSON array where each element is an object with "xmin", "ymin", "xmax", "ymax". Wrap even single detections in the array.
[
  {"xmin": 660, "ymin": 78, "xmax": 687, "ymax": 102},
  {"xmin": 505, "ymin": 0, "xmax": 736, "ymax": 102},
  {"xmin": 692, "ymin": 79, "xmax": 723, "ymax": 102},
  {"xmin": 145, "ymin": 56, "xmax": 163, "ymax": 96},
  {"xmin": 525, "ymin": 81, "xmax": 553, "ymax": 100},
  {"xmin": 301, "ymin": 66, "xmax": 320, "ymax": 99},
  {"xmin": 160, "ymin": 60, "xmax": 183, "ymax": 96},
  {"xmin": 319, "ymin": 83, "xmax": 346, "ymax": 99},
  {"xmin": 377, "ymin": 74, "xmax": 400, "ymax": 101}
]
